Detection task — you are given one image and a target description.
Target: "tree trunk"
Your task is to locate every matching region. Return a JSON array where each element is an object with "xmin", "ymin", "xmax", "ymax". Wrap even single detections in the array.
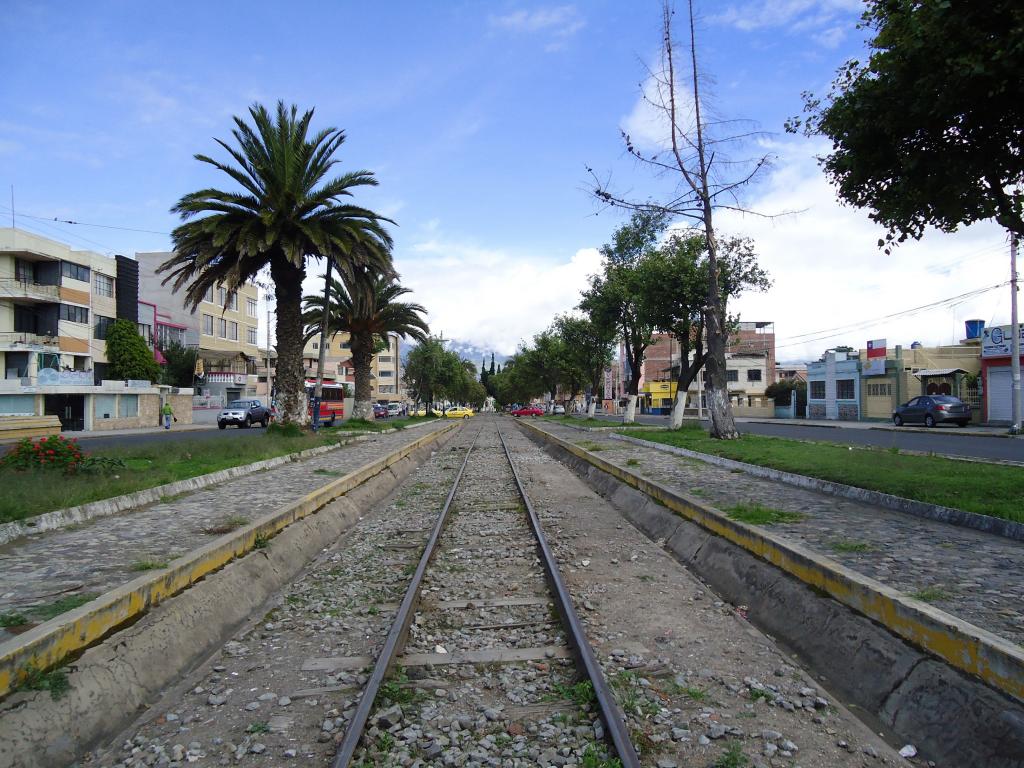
[
  {"xmin": 587, "ymin": 400, "xmax": 597, "ymax": 418},
  {"xmin": 703, "ymin": 237, "xmax": 739, "ymax": 439},
  {"xmin": 624, "ymin": 394, "xmax": 638, "ymax": 422},
  {"xmin": 271, "ymin": 256, "xmax": 307, "ymax": 425},
  {"xmin": 350, "ymin": 331, "xmax": 375, "ymax": 420},
  {"xmin": 670, "ymin": 389, "xmax": 687, "ymax": 429}
]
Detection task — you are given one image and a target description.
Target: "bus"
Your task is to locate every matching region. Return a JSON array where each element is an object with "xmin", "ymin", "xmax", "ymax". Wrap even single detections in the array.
[{"xmin": 304, "ymin": 381, "xmax": 347, "ymax": 425}]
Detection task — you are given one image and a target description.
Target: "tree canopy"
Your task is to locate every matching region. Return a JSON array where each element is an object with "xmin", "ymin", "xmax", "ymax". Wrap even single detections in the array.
[
  {"xmin": 106, "ymin": 319, "xmax": 160, "ymax": 382},
  {"xmin": 789, "ymin": 1, "xmax": 1024, "ymax": 245}
]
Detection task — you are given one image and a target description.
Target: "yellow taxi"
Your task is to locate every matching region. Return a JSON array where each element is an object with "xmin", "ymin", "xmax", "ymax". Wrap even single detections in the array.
[{"xmin": 443, "ymin": 406, "xmax": 474, "ymax": 419}]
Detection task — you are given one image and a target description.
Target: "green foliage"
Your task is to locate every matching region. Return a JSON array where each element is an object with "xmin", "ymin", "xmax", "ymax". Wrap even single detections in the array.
[
  {"xmin": 631, "ymin": 427, "xmax": 1024, "ymax": 523},
  {"xmin": 30, "ymin": 593, "xmax": 99, "ymax": 621},
  {"xmin": 16, "ymin": 662, "xmax": 70, "ymax": 700},
  {"xmin": 159, "ymin": 342, "xmax": 199, "ymax": 387},
  {"xmin": 549, "ymin": 679, "xmax": 596, "ymax": 707},
  {"xmin": 163, "ymin": 101, "xmax": 394, "ymax": 424},
  {"xmin": 2, "ymin": 435, "xmax": 84, "ymax": 471},
  {"xmin": 910, "ymin": 586, "xmax": 950, "ymax": 604},
  {"xmin": 580, "ymin": 743, "xmax": 623, "ymax": 768},
  {"xmin": 266, "ymin": 421, "xmax": 303, "ymax": 438},
  {"xmin": 764, "ymin": 378, "xmax": 807, "ymax": 407},
  {"xmin": 0, "ymin": 611, "xmax": 28, "ymax": 628},
  {"xmin": 714, "ymin": 741, "xmax": 748, "ymax": 768},
  {"xmin": 403, "ymin": 336, "xmax": 477, "ymax": 408},
  {"xmin": 106, "ymin": 319, "xmax": 160, "ymax": 382},
  {"xmin": 726, "ymin": 503, "xmax": 806, "ymax": 526},
  {"xmin": 790, "ymin": 1, "xmax": 1024, "ymax": 244}
]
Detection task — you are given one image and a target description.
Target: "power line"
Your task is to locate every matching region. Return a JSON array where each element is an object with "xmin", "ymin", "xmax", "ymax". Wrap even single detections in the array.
[
  {"xmin": 8, "ymin": 216, "xmax": 120, "ymax": 255},
  {"xmin": 775, "ymin": 281, "xmax": 1009, "ymax": 351},
  {"xmin": 0, "ymin": 204, "xmax": 171, "ymax": 236}
]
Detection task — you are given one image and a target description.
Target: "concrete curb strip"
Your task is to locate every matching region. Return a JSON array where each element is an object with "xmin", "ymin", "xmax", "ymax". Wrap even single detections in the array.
[
  {"xmin": 608, "ymin": 431, "xmax": 1024, "ymax": 541},
  {"xmin": 0, "ymin": 421, "xmax": 455, "ymax": 699},
  {"xmin": 518, "ymin": 419, "xmax": 1024, "ymax": 707},
  {"xmin": 0, "ymin": 420, "xmax": 435, "ymax": 546}
]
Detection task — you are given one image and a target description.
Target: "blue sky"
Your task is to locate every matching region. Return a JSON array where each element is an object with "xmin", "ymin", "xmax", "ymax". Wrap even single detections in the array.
[{"xmin": 2, "ymin": 1, "xmax": 1012, "ymax": 360}]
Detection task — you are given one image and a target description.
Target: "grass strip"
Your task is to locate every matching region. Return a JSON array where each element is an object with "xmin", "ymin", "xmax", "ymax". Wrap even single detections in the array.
[
  {"xmin": 625, "ymin": 425, "xmax": 1024, "ymax": 523},
  {"xmin": 539, "ymin": 415, "xmax": 651, "ymax": 429},
  {"xmin": 1, "ymin": 432, "xmax": 346, "ymax": 524}
]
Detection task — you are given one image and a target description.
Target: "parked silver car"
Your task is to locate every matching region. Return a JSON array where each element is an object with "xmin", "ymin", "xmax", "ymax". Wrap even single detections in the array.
[
  {"xmin": 892, "ymin": 395, "xmax": 971, "ymax": 428},
  {"xmin": 218, "ymin": 399, "xmax": 271, "ymax": 429}
]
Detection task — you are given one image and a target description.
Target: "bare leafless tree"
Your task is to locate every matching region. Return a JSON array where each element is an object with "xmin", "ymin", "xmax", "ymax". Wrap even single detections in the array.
[{"xmin": 589, "ymin": 0, "xmax": 780, "ymax": 439}]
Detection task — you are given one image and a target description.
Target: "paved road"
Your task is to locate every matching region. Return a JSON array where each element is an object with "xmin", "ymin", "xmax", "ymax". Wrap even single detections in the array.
[{"xmin": 588, "ymin": 414, "xmax": 1024, "ymax": 462}]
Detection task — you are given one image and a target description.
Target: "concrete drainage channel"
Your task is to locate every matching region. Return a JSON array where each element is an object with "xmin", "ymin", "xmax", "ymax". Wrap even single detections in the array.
[
  {"xmin": 0, "ymin": 423, "xmax": 458, "ymax": 768},
  {"xmin": 517, "ymin": 420, "xmax": 1024, "ymax": 768}
]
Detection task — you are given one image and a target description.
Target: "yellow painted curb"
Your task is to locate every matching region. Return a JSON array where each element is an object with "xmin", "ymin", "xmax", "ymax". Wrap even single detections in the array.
[
  {"xmin": 519, "ymin": 419, "xmax": 1024, "ymax": 705},
  {"xmin": 0, "ymin": 422, "xmax": 456, "ymax": 698}
]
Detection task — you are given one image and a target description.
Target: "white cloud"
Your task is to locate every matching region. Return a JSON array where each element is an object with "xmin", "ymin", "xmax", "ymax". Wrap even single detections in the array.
[
  {"xmin": 704, "ymin": 137, "xmax": 1010, "ymax": 362},
  {"xmin": 394, "ymin": 226, "xmax": 602, "ymax": 355},
  {"xmin": 490, "ymin": 5, "xmax": 585, "ymax": 43},
  {"xmin": 710, "ymin": 0, "xmax": 859, "ymax": 43}
]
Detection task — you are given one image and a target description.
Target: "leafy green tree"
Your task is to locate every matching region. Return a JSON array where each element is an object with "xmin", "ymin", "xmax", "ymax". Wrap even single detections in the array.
[
  {"xmin": 789, "ymin": 1, "xmax": 1024, "ymax": 244},
  {"xmin": 302, "ymin": 268, "xmax": 428, "ymax": 419},
  {"xmin": 403, "ymin": 337, "xmax": 473, "ymax": 408},
  {"xmin": 106, "ymin": 319, "xmax": 160, "ymax": 382},
  {"xmin": 161, "ymin": 101, "xmax": 393, "ymax": 425},
  {"xmin": 579, "ymin": 211, "xmax": 665, "ymax": 422},
  {"xmin": 159, "ymin": 342, "xmax": 198, "ymax": 388},
  {"xmin": 553, "ymin": 314, "xmax": 614, "ymax": 417},
  {"xmin": 648, "ymin": 233, "xmax": 770, "ymax": 427}
]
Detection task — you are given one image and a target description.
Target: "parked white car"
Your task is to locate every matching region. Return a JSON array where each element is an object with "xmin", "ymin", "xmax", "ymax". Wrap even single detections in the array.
[{"xmin": 552, "ymin": 404, "xmax": 566, "ymax": 415}]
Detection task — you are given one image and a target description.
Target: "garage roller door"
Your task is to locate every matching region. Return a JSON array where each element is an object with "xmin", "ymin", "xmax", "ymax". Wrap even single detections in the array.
[{"xmin": 987, "ymin": 367, "xmax": 1011, "ymax": 421}]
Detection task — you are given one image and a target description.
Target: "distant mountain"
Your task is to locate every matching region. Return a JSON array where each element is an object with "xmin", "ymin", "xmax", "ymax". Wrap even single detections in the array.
[{"xmin": 399, "ymin": 338, "xmax": 510, "ymax": 370}]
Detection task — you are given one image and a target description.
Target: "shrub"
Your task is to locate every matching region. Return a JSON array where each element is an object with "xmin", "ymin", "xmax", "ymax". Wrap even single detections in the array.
[
  {"xmin": 2, "ymin": 435, "xmax": 84, "ymax": 471},
  {"xmin": 266, "ymin": 422, "xmax": 303, "ymax": 438},
  {"xmin": 106, "ymin": 319, "xmax": 160, "ymax": 382}
]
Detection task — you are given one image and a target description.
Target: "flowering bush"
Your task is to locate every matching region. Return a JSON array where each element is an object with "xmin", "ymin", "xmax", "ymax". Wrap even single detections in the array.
[{"xmin": 2, "ymin": 435, "xmax": 85, "ymax": 471}]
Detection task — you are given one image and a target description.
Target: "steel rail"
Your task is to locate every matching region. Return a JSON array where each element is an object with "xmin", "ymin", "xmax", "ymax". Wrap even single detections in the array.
[
  {"xmin": 331, "ymin": 425, "xmax": 484, "ymax": 768},
  {"xmin": 496, "ymin": 425, "xmax": 642, "ymax": 768}
]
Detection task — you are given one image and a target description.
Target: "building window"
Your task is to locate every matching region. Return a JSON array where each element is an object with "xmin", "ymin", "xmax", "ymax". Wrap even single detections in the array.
[
  {"xmin": 225, "ymin": 293, "xmax": 237, "ymax": 311},
  {"xmin": 94, "ymin": 315, "xmax": 115, "ymax": 340},
  {"xmin": 218, "ymin": 287, "xmax": 226, "ymax": 306},
  {"xmin": 118, "ymin": 394, "xmax": 139, "ymax": 418},
  {"xmin": 61, "ymin": 261, "xmax": 90, "ymax": 282},
  {"xmin": 726, "ymin": 369, "xmax": 739, "ymax": 382},
  {"xmin": 204, "ymin": 286, "xmax": 214, "ymax": 303},
  {"xmin": 312, "ymin": 341, "xmax": 319, "ymax": 349},
  {"xmin": 810, "ymin": 381, "xmax": 826, "ymax": 400},
  {"xmin": 378, "ymin": 384, "xmax": 395, "ymax": 393},
  {"xmin": 158, "ymin": 325, "xmax": 186, "ymax": 348},
  {"xmin": 378, "ymin": 369, "xmax": 394, "ymax": 377},
  {"xmin": 379, "ymin": 355, "xmax": 392, "ymax": 363},
  {"xmin": 746, "ymin": 369, "xmax": 762, "ymax": 382},
  {"xmin": 59, "ymin": 304, "xmax": 89, "ymax": 323},
  {"xmin": 837, "ymin": 379, "xmax": 856, "ymax": 400},
  {"xmin": 137, "ymin": 323, "xmax": 152, "ymax": 344},
  {"xmin": 95, "ymin": 394, "xmax": 117, "ymax": 419},
  {"xmin": 218, "ymin": 318, "xmax": 227, "ymax": 338},
  {"xmin": 247, "ymin": 327, "xmax": 258, "ymax": 345},
  {"xmin": 229, "ymin": 321, "xmax": 238, "ymax": 341},
  {"xmin": 203, "ymin": 314, "xmax": 214, "ymax": 336},
  {"xmin": 94, "ymin": 273, "xmax": 114, "ymax": 297},
  {"xmin": 247, "ymin": 298, "xmax": 258, "ymax": 317}
]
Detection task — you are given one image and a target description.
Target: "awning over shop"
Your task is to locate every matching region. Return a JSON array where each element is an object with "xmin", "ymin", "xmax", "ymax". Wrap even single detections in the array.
[{"xmin": 913, "ymin": 368, "xmax": 967, "ymax": 377}]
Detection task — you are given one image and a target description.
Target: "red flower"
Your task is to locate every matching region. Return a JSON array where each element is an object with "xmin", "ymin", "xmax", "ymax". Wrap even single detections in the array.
[{"xmin": 46, "ymin": 450, "xmax": 55, "ymax": 455}]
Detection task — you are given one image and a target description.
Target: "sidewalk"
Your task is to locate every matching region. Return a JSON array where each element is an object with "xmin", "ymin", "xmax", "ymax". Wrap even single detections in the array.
[
  {"xmin": 538, "ymin": 421, "xmax": 1024, "ymax": 649},
  {"xmin": 0, "ymin": 421, "xmax": 214, "ymax": 446},
  {"xmin": 0, "ymin": 421, "xmax": 451, "ymax": 629},
  {"xmin": 738, "ymin": 416, "xmax": 1019, "ymax": 438}
]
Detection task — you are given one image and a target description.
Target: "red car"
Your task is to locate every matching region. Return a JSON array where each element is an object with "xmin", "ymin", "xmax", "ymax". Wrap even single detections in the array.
[{"xmin": 511, "ymin": 406, "xmax": 544, "ymax": 417}]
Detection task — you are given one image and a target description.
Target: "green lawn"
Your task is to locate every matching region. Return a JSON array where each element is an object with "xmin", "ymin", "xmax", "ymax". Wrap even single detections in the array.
[
  {"xmin": 323, "ymin": 414, "xmax": 437, "ymax": 433},
  {"xmin": 626, "ymin": 425, "xmax": 1024, "ymax": 523},
  {"xmin": 539, "ymin": 415, "xmax": 653, "ymax": 429},
  {"xmin": 2, "ymin": 431, "xmax": 349, "ymax": 524}
]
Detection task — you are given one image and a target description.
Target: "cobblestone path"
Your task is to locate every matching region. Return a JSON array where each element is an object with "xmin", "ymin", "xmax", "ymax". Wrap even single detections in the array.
[
  {"xmin": 0, "ymin": 422, "xmax": 451, "ymax": 627},
  {"xmin": 534, "ymin": 421, "xmax": 1024, "ymax": 648}
]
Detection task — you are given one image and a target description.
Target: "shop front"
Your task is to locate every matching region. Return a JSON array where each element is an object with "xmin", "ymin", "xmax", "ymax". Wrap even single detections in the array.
[{"xmin": 980, "ymin": 324, "xmax": 1024, "ymax": 423}]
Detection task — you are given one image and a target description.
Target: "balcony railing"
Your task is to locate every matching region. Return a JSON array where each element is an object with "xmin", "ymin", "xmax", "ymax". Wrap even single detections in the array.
[
  {"xmin": 0, "ymin": 331, "xmax": 60, "ymax": 350},
  {"xmin": 0, "ymin": 279, "xmax": 61, "ymax": 302}
]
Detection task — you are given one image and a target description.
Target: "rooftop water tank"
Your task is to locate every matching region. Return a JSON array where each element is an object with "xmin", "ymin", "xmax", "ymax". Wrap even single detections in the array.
[
  {"xmin": 965, "ymin": 319, "xmax": 984, "ymax": 339},
  {"xmin": 910, "ymin": 341, "xmax": 923, "ymax": 349}
]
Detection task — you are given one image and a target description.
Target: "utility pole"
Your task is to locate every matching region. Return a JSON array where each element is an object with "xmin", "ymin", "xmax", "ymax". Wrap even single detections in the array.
[
  {"xmin": 1011, "ymin": 234, "xmax": 1021, "ymax": 435},
  {"xmin": 312, "ymin": 259, "xmax": 332, "ymax": 431}
]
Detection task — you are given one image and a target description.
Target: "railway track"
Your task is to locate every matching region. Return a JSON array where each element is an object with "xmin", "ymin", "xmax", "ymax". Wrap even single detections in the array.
[{"xmin": 333, "ymin": 418, "xmax": 640, "ymax": 768}]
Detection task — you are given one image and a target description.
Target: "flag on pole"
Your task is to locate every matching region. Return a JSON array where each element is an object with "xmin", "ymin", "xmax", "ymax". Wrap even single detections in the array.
[{"xmin": 864, "ymin": 339, "xmax": 886, "ymax": 376}]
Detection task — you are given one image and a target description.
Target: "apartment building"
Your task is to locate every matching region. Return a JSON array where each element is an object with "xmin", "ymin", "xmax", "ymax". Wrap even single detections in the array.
[
  {"xmin": 302, "ymin": 332, "xmax": 403, "ymax": 403},
  {"xmin": 136, "ymin": 252, "xmax": 262, "ymax": 404},
  {"xmin": 0, "ymin": 229, "xmax": 191, "ymax": 431}
]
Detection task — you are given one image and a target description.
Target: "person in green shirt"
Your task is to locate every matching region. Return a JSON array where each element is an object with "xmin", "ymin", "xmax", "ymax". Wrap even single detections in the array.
[{"xmin": 161, "ymin": 402, "xmax": 174, "ymax": 430}]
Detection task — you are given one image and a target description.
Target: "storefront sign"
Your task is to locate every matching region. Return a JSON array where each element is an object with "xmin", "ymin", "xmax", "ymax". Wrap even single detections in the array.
[{"xmin": 982, "ymin": 324, "xmax": 1024, "ymax": 358}]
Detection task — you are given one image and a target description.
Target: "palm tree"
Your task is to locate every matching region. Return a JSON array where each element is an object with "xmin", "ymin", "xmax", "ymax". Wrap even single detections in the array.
[
  {"xmin": 160, "ymin": 101, "xmax": 393, "ymax": 424},
  {"xmin": 302, "ymin": 268, "xmax": 429, "ymax": 420}
]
